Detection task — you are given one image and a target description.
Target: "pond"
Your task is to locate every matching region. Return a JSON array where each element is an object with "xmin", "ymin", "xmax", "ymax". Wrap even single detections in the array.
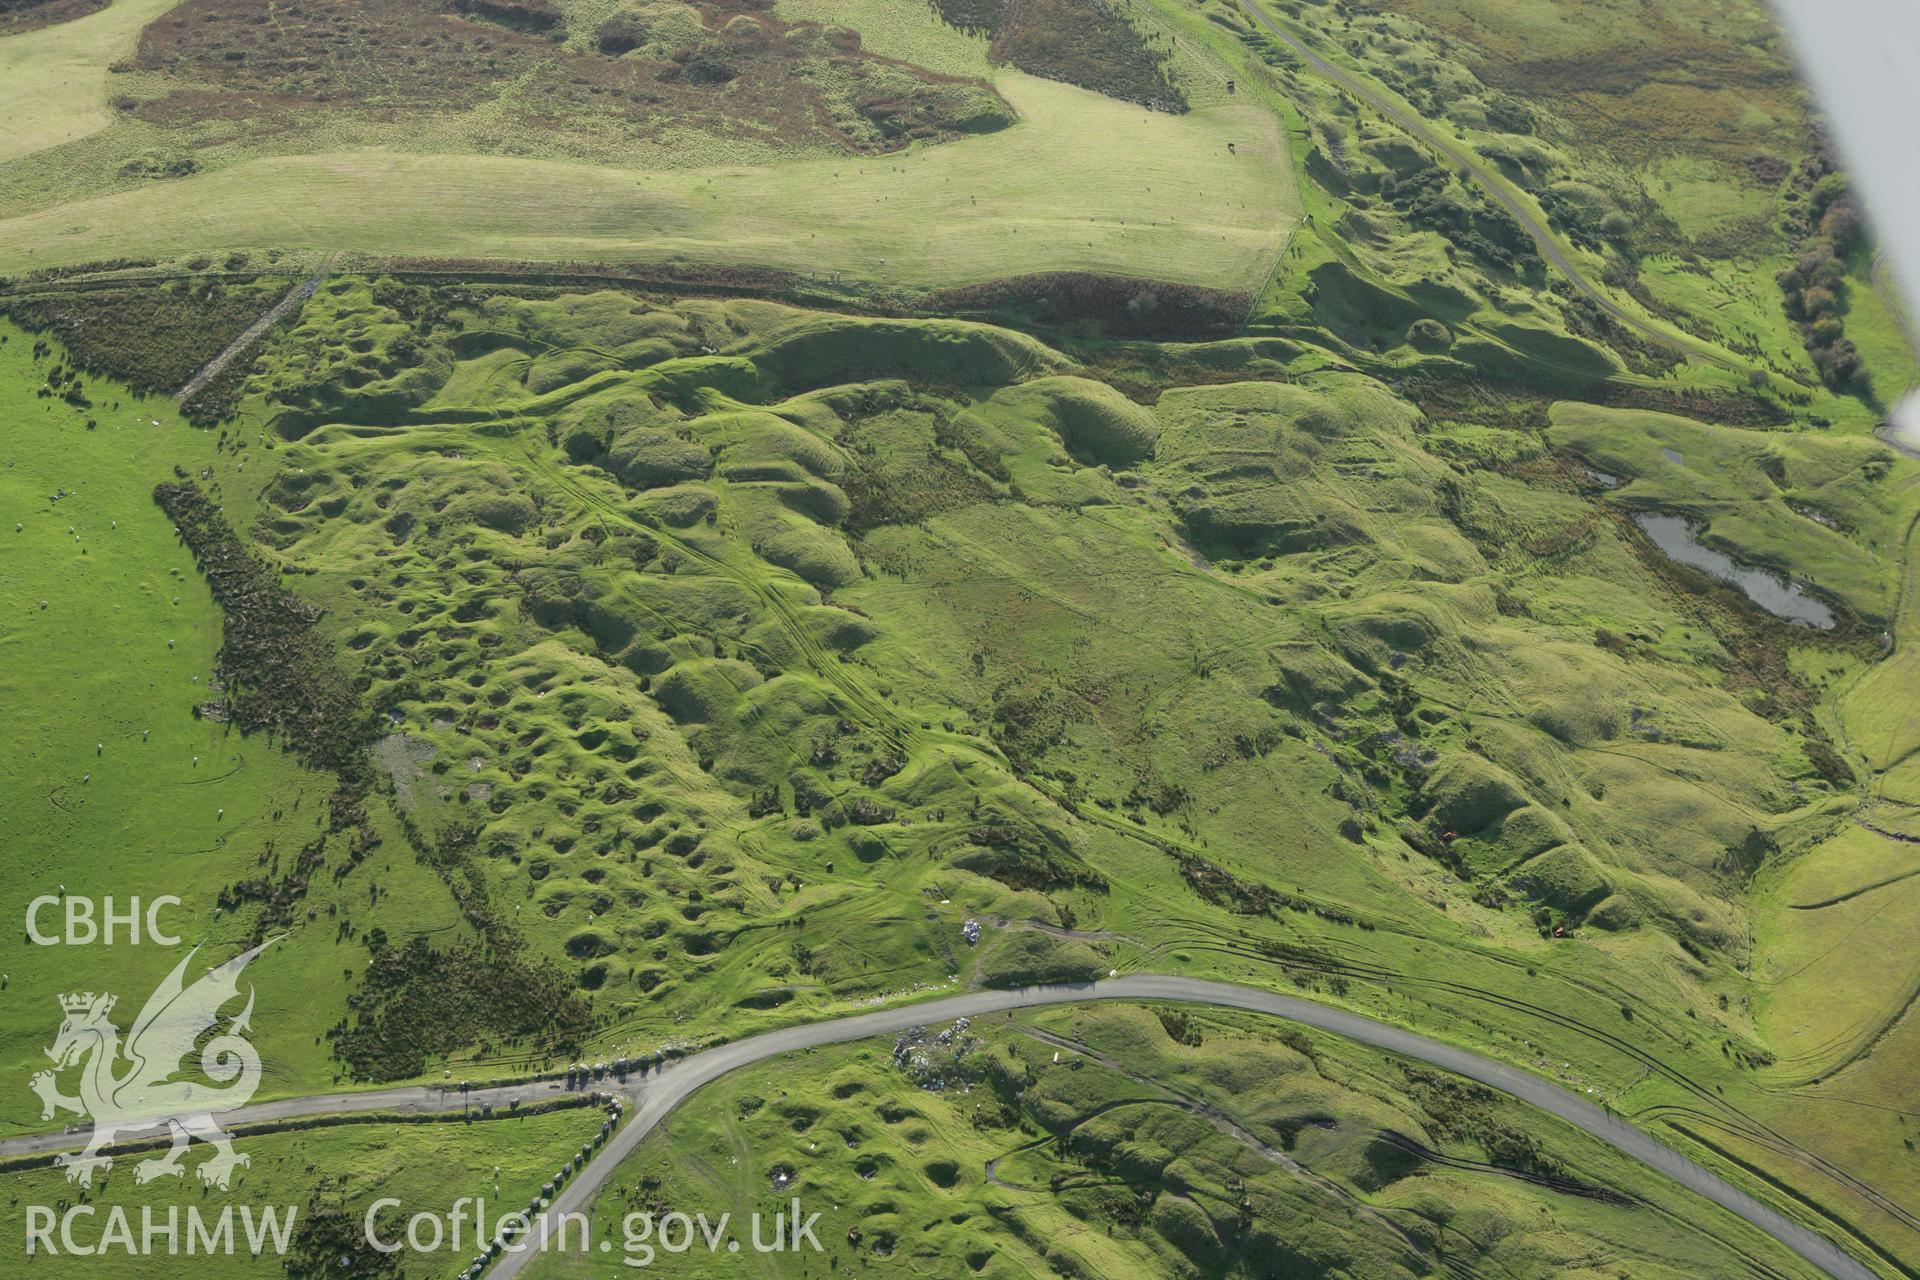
[{"xmin": 1635, "ymin": 513, "xmax": 1836, "ymax": 629}]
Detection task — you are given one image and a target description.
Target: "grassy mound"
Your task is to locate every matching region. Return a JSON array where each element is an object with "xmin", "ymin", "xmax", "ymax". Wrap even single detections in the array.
[
  {"xmin": 604, "ymin": 427, "xmax": 714, "ymax": 489},
  {"xmin": 985, "ymin": 376, "xmax": 1159, "ymax": 467}
]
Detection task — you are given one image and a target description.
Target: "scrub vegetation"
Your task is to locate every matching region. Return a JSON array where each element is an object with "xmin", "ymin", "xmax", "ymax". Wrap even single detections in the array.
[
  {"xmin": 0, "ymin": 0, "xmax": 106, "ymax": 34},
  {"xmin": 128, "ymin": 0, "xmax": 1014, "ymax": 159}
]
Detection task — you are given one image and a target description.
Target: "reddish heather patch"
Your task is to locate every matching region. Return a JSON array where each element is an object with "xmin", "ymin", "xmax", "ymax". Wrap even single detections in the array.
[
  {"xmin": 128, "ymin": 0, "xmax": 1013, "ymax": 157},
  {"xmin": 0, "ymin": 0, "xmax": 106, "ymax": 33}
]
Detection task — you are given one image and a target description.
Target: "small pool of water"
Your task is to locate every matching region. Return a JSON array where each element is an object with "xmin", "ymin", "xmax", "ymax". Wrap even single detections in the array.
[{"xmin": 1635, "ymin": 513, "xmax": 1835, "ymax": 629}]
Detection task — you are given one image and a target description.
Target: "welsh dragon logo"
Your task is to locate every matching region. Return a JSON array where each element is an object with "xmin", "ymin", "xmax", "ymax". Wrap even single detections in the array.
[{"xmin": 29, "ymin": 942, "xmax": 270, "ymax": 1190}]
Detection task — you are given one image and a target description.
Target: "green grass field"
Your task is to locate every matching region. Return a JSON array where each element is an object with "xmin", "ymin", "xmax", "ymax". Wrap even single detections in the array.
[
  {"xmin": 0, "ymin": 0, "xmax": 178, "ymax": 165},
  {"xmin": 776, "ymin": 0, "xmax": 995, "ymax": 79},
  {"xmin": 0, "ymin": 0, "xmax": 1299, "ymax": 294},
  {"xmin": 0, "ymin": 317, "xmax": 486, "ymax": 1098},
  {"xmin": 0, "ymin": 74, "xmax": 1293, "ymax": 288},
  {"xmin": 1755, "ymin": 824, "xmax": 1920, "ymax": 1074},
  {"xmin": 0, "ymin": 1107, "xmax": 607, "ymax": 1277}
]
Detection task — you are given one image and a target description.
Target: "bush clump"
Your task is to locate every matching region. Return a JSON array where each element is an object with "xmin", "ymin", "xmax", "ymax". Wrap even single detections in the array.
[
  {"xmin": 1775, "ymin": 161, "xmax": 1870, "ymax": 391},
  {"xmin": 1406, "ymin": 317, "xmax": 1452, "ymax": 351}
]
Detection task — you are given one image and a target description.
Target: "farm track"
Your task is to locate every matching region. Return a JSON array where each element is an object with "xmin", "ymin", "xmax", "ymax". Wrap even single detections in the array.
[
  {"xmin": 175, "ymin": 252, "xmax": 337, "ymax": 403},
  {"xmin": 1882, "ymin": 417, "xmax": 1920, "ymax": 463},
  {"xmin": 0, "ymin": 1077, "xmax": 583, "ymax": 1161}
]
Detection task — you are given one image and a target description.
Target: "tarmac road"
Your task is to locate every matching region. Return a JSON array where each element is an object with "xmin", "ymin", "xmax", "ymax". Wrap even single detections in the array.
[
  {"xmin": 0, "ymin": 1076, "xmax": 579, "ymax": 1160},
  {"xmin": 481, "ymin": 975, "xmax": 1876, "ymax": 1280},
  {"xmin": 0, "ymin": 976, "xmax": 1875, "ymax": 1278}
]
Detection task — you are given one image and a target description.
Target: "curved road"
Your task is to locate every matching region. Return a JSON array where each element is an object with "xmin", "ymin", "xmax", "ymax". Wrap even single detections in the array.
[
  {"xmin": 480, "ymin": 975, "xmax": 1872, "ymax": 1280},
  {"xmin": 0, "ymin": 976, "xmax": 1874, "ymax": 1277},
  {"xmin": 0, "ymin": 1078, "xmax": 580, "ymax": 1161},
  {"xmin": 1231, "ymin": 0, "xmax": 1740, "ymax": 373}
]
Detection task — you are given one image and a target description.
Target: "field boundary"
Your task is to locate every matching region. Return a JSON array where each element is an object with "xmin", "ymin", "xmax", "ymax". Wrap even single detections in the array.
[{"xmin": 176, "ymin": 252, "xmax": 338, "ymax": 401}]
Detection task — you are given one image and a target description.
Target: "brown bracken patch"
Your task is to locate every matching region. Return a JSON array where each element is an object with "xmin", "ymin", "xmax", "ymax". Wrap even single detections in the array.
[
  {"xmin": 930, "ymin": 272, "xmax": 1247, "ymax": 338},
  {"xmin": 0, "ymin": 277, "xmax": 289, "ymax": 397},
  {"xmin": 129, "ymin": 0, "xmax": 1012, "ymax": 157},
  {"xmin": 0, "ymin": 0, "xmax": 105, "ymax": 34},
  {"xmin": 930, "ymin": 0, "xmax": 1186, "ymax": 112}
]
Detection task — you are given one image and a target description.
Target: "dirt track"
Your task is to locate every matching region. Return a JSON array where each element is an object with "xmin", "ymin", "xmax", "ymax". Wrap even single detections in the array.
[{"xmin": 175, "ymin": 251, "xmax": 337, "ymax": 402}]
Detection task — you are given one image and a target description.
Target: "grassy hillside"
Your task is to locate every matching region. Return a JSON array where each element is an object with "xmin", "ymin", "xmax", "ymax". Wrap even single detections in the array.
[
  {"xmin": 0, "ymin": 1106, "xmax": 608, "ymax": 1277},
  {"xmin": 0, "ymin": 0, "xmax": 175, "ymax": 164},
  {"xmin": 4, "ymin": 277, "xmax": 1912, "ymax": 1270},
  {"xmin": 0, "ymin": 74, "xmax": 1292, "ymax": 288},
  {"xmin": 0, "ymin": 0, "xmax": 1297, "ymax": 292},
  {"xmin": 4, "ymin": 1, "xmax": 1920, "ymax": 1276},
  {"xmin": 1214, "ymin": 0, "xmax": 1916, "ymax": 429}
]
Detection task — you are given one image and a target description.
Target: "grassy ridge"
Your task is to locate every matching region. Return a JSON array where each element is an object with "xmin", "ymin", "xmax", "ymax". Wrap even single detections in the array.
[{"xmin": 0, "ymin": 75, "xmax": 1293, "ymax": 289}]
